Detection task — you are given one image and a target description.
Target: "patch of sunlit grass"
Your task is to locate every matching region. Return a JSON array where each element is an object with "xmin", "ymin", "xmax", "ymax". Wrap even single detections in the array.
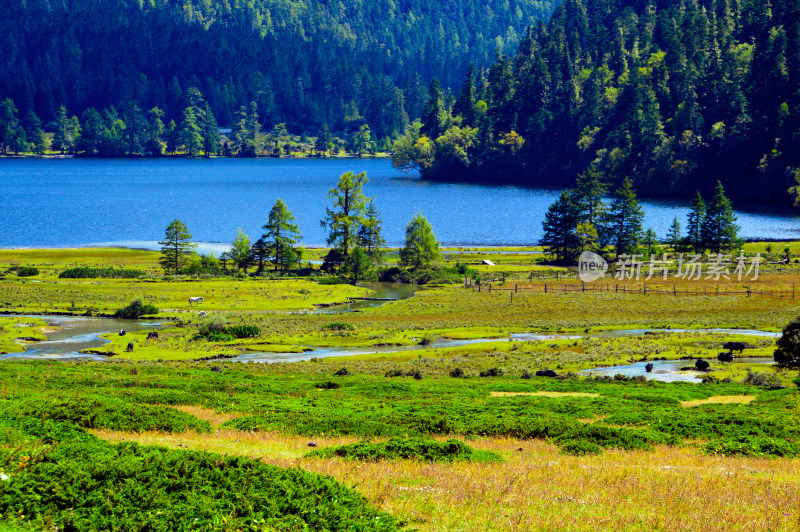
[
  {"xmin": 92, "ymin": 429, "xmax": 800, "ymax": 532},
  {"xmin": 680, "ymin": 395, "xmax": 757, "ymax": 408}
]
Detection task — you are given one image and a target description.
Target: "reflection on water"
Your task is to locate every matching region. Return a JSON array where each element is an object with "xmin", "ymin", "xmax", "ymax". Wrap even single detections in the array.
[
  {"xmin": 312, "ymin": 282, "xmax": 419, "ymax": 314},
  {"xmin": 582, "ymin": 357, "xmax": 776, "ymax": 383},
  {"xmin": 1, "ymin": 316, "xmax": 160, "ymax": 360},
  {"xmin": 2, "ymin": 313, "xmax": 779, "ymax": 384}
]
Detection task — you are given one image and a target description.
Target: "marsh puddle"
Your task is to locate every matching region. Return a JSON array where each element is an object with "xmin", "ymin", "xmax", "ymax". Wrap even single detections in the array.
[
  {"xmin": 312, "ymin": 282, "xmax": 419, "ymax": 314},
  {"xmin": 236, "ymin": 333, "xmax": 581, "ymax": 363},
  {"xmin": 594, "ymin": 328, "xmax": 781, "ymax": 338},
  {"xmin": 581, "ymin": 357, "xmax": 776, "ymax": 383},
  {"xmin": 1, "ymin": 316, "xmax": 160, "ymax": 360}
]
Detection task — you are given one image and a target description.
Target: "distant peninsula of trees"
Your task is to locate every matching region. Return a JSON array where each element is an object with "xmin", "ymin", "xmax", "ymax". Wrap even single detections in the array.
[{"xmin": 392, "ymin": 0, "xmax": 800, "ymax": 204}]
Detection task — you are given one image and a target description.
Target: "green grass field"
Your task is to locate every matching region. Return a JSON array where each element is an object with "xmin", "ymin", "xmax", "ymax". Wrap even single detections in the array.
[{"xmin": 1, "ymin": 246, "xmax": 799, "ymax": 530}]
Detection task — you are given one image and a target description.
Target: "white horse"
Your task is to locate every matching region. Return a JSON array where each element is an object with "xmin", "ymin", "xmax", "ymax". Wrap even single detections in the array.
[{"xmin": 189, "ymin": 296, "xmax": 205, "ymax": 306}]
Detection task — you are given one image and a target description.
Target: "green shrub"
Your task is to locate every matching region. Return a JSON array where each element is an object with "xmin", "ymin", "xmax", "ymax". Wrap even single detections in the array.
[
  {"xmin": 743, "ymin": 369, "xmax": 784, "ymax": 389},
  {"xmin": 7, "ymin": 396, "xmax": 211, "ymax": 433},
  {"xmin": 334, "ymin": 367, "xmax": 351, "ymax": 376},
  {"xmin": 317, "ymin": 276, "xmax": 350, "ymax": 285},
  {"xmin": 323, "ymin": 322, "xmax": 355, "ymax": 331},
  {"xmin": 0, "ymin": 423, "xmax": 399, "ymax": 531},
  {"xmin": 226, "ymin": 324, "xmax": 261, "ymax": 338},
  {"xmin": 560, "ymin": 440, "xmax": 603, "ymax": 455},
  {"xmin": 704, "ymin": 437, "xmax": 800, "ymax": 458},
  {"xmin": 449, "ymin": 367, "xmax": 465, "ymax": 378},
  {"xmin": 114, "ymin": 299, "xmax": 159, "ymax": 318},
  {"xmin": 480, "ymin": 367, "xmax": 503, "ymax": 377},
  {"xmin": 59, "ymin": 266, "xmax": 144, "ymax": 279},
  {"xmin": 315, "ymin": 381, "xmax": 342, "ymax": 390},
  {"xmin": 16, "ymin": 266, "xmax": 39, "ymax": 277},
  {"xmin": 308, "ymin": 437, "xmax": 502, "ymax": 463}
]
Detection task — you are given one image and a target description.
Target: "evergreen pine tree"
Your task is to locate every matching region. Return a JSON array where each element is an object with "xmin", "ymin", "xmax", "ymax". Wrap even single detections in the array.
[
  {"xmin": 685, "ymin": 192, "xmax": 706, "ymax": 253},
  {"xmin": 321, "ymin": 171, "xmax": 368, "ymax": 258},
  {"xmin": 701, "ymin": 181, "xmax": 741, "ymax": 252},
  {"xmin": 179, "ymin": 107, "xmax": 203, "ymax": 156},
  {"xmin": 604, "ymin": 177, "xmax": 644, "ymax": 258},
  {"xmin": 667, "ymin": 217, "xmax": 682, "ymax": 250},
  {"xmin": 357, "ymin": 199, "xmax": 386, "ymax": 264},
  {"xmin": 420, "ymin": 79, "xmax": 446, "ymax": 140},
  {"xmin": 159, "ymin": 219, "xmax": 196, "ymax": 274},
  {"xmin": 540, "ymin": 190, "xmax": 582, "ymax": 262},
  {"xmin": 573, "ymin": 165, "xmax": 608, "ymax": 226},
  {"xmin": 262, "ymin": 199, "xmax": 302, "ymax": 272}
]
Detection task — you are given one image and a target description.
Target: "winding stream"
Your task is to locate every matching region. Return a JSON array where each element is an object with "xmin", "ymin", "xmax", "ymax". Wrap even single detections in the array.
[
  {"xmin": 1, "ymin": 316, "xmax": 160, "ymax": 360},
  {"xmin": 2, "ymin": 311, "xmax": 779, "ymax": 383}
]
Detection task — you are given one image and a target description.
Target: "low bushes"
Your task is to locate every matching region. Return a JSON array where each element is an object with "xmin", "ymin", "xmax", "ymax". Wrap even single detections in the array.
[
  {"xmin": 0, "ymin": 420, "xmax": 399, "ymax": 531},
  {"xmin": 59, "ymin": 266, "xmax": 144, "ymax": 279},
  {"xmin": 704, "ymin": 437, "xmax": 800, "ymax": 458},
  {"xmin": 6, "ymin": 395, "xmax": 211, "ymax": 433},
  {"xmin": 114, "ymin": 299, "xmax": 158, "ymax": 318},
  {"xmin": 307, "ymin": 437, "xmax": 502, "ymax": 463},
  {"xmin": 196, "ymin": 317, "xmax": 261, "ymax": 341},
  {"xmin": 225, "ymin": 324, "xmax": 261, "ymax": 339},
  {"xmin": 322, "ymin": 322, "xmax": 354, "ymax": 331},
  {"xmin": 16, "ymin": 266, "xmax": 39, "ymax": 277}
]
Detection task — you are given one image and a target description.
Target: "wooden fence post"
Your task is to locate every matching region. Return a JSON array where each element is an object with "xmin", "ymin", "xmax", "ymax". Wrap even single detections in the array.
[{"xmin": 544, "ymin": 283, "xmax": 547, "ymax": 294}]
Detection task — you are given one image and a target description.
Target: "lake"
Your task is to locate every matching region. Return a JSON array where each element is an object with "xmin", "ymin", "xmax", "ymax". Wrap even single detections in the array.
[{"xmin": 1, "ymin": 158, "xmax": 799, "ymax": 249}]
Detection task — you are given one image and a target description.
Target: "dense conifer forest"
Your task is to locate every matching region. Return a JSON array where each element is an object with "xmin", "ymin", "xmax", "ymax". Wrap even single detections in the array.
[
  {"xmin": 0, "ymin": 0, "xmax": 556, "ymax": 139},
  {"xmin": 393, "ymin": 0, "xmax": 800, "ymax": 203}
]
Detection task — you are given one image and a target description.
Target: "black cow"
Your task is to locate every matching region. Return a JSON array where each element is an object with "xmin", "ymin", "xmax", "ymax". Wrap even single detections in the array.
[
  {"xmin": 645, "ymin": 363, "xmax": 654, "ymax": 373},
  {"xmin": 695, "ymin": 359, "xmax": 710, "ymax": 371},
  {"xmin": 147, "ymin": 331, "xmax": 159, "ymax": 340},
  {"xmin": 717, "ymin": 352, "xmax": 734, "ymax": 363},
  {"xmin": 723, "ymin": 341, "xmax": 746, "ymax": 353},
  {"xmin": 535, "ymin": 369, "xmax": 558, "ymax": 377},
  {"xmin": 126, "ymin": 342, "xmax": 134, "ymax": 352}
]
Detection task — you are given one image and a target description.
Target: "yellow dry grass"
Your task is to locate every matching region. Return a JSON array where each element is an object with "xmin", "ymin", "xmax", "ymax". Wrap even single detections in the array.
[
  {"xmin": 680, "ymin": 395, "xmax": 757, "ymax": 408},
  {"xmin": 490, "ymin": 391, "xmax": 601, "ymax": 398},
  {"xmin": 91, "ymin": 428, "xmax": 800, "ymax": 532},
  {"xmin": 170, "ymin": 404, "xmax": 244, "ymax": 426}
]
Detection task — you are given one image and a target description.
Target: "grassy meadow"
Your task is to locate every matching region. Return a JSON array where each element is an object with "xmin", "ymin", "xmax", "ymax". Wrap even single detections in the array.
[{"xmin": 1, "ymin": 246, "xmax": 799, "ymax": 530}]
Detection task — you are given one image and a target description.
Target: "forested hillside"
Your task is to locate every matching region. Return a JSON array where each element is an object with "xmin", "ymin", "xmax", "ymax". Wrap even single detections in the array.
[
  {"xmin": 394, "ymin": 0, "xmax": 800, "ymax": 203},
  {"xmin": 0, "ymin": 0, "xmax": 557, "ymax": 138}
]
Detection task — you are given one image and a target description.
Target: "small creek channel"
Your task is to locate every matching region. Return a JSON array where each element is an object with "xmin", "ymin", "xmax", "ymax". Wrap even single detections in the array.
[
  {"xmin": 1, "ymin": 315, "xmax": 161, "ymax": 361},
  {"xmin": 2, "ymin": 297, "xmax": 779, "ymax": 383}
]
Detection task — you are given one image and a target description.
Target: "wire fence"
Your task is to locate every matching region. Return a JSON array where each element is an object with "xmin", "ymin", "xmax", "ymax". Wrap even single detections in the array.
[{"xmin": 472, "ymin": 280, "xmax": 800, "ymax": 300}]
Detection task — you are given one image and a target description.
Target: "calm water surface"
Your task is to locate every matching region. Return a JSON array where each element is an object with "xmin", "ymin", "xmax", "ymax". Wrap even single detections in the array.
[{"xmin": 2, "ymin": 158, "xmax": 799, "ymax": 248}]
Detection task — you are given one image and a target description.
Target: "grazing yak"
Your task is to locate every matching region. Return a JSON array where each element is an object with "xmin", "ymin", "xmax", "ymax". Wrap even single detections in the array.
[
  {"xmin": 535, "ymin": 369, "xmax": 558, "ymax": 377},
  {"xmin": 119, "ymin": 330, "xmax": 126, "ymax": 336},
  {"xmin": 146, "ymin": 331, "xmax": 159, "ymax": 340},
  {"xmin": 723, "ymin": 341, "xmax": 746, "ymax": 353},
  {"xmin": 717, "ymin": 352, "xmax": 734, "ymax": 363},
  {"xmin": 645, "ymin": 363, "xmax": 654, "ymax": 373},
  {"xmin": 126, "ymin": 342, "xmax": 134, "ymax": 353},
  {"xmin": 695, "ymin": 359, "xmax": 710, "ymax": 371},
  {"xmin": 189, "ymin": 296, "xmax": 205, "ymax": 306}
]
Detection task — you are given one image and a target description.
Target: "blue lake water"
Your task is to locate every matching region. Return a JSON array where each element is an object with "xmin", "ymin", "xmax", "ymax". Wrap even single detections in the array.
[{"xmin": 1, "ymin": 158, "xmax": 799, "ymax": 248}]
